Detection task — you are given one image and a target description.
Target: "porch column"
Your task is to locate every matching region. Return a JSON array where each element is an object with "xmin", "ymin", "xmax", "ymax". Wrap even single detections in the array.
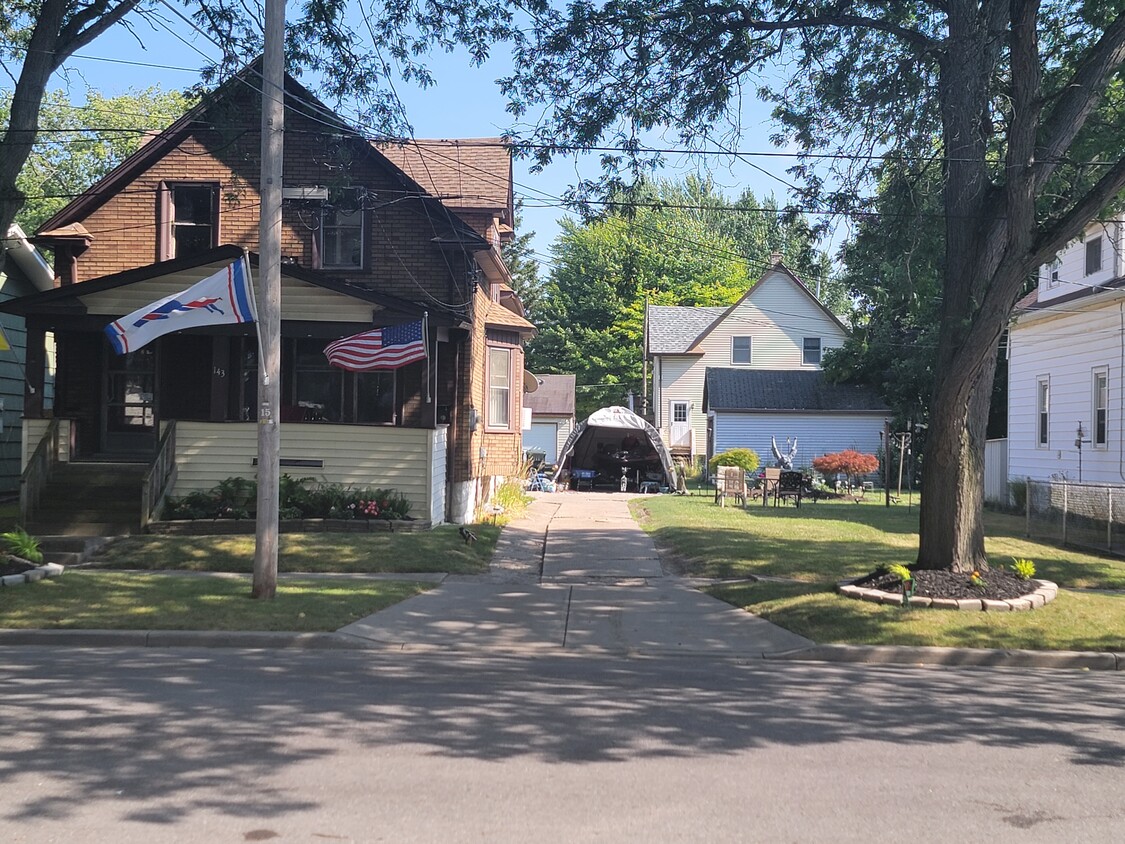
[{"xmin": 23, "ymin": 320, "xmax": 45, "ymax": 418}]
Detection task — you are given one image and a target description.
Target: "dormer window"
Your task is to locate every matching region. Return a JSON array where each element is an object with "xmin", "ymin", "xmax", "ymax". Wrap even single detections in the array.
[
  {"xmin": 1086, "ymin": 236, "xmax": 1103, "ymax": 276},
  {"xmin": 317, "ymin": 189, "xmax": 365, "ymax": 269},
  {"xmin": 1048, "ymin": 257, "xmax": 1061, "ymax": 288}
]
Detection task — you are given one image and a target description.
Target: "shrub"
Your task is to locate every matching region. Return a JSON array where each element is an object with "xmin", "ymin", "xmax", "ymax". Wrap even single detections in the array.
[
  {"xmin": 708, "ymin": 448, "xmax": 761, "ymax": 476},
  {"xmin": 1009, "ymin": 480, "xmax": 1028, "ymax": 510},
  {"xmin": 886, "ymin": 563, "xmax": 913, "ymax": 582},
  {"xmin": 162, "ymin": 477, "xmax": 412, "ymax": 521},
  {"xmin": 811, "ymin": 450, "xmax": 880, "ymax": 489},
  {"xmin": 1011, "ymin": 558, "xmax": 1037, "ymax": 581},
  {"xmin": 1, "ymin": 528, "xmax": 42, "ymax": 564}
]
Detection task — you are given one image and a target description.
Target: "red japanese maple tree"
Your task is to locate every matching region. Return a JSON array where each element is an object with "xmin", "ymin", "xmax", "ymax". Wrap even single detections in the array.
[{"xmin": 812, "ymin": 450, "xmax": 880, "ymax": 490}]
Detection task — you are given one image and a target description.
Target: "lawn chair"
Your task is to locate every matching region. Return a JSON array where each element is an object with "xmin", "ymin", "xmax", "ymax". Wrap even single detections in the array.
[
  {"xmin": 714, "ymin": 465, "xmax": 747, "ymax": 507},
  {"xmin": 775, "ymin": 470, "xmax": 804, "ymax": 507},
  {"xmin": 760, "ymin": 467, "xmax": 781, "ymax": 508}
]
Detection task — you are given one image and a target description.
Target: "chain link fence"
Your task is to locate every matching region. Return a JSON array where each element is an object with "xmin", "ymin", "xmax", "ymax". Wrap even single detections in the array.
[{"xmin": 1024, "ymin": 479, "xmax": 1125, "ymax": 555}]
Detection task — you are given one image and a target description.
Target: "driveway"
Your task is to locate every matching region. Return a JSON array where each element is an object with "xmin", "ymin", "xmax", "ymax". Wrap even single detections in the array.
[{"xmin": 339, "ymin": 492, "xmax": 812, "ymax": 656}]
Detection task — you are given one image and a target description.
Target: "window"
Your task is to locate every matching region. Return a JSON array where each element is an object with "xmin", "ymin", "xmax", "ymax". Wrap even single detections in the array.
[
  {"xmin": 672, "ymin": 401, "xmax": 689, "ymax": 423},
  {"xmin": 803, "ymin": 337, "xmax": 822, "ymax": 365},
  {"xmin": 1086, "ymin": 236, "xmax": 1103, "ymax": 275},
  {"xmin": 1048, "ymin": 257, "xmax": 1061, "ymax": 288},
  {"xmin": 731, "ymin": 336, "xmax": 751, "ymax": 365},
  {"xmin": 1094, "ymin": 370, "xmax": 1108, "ymax": 447},
  {"xmin": 488, "ymin": 347, "xmax": 511, "ymax": 428},
  {"xmin": 161, "ymin": 184, "xmax": 217, "ymax": 260},
  {"xmin": 319, "ymin": 191, "xmax": 364, "ymax": 268},
  {"xmin": 1037, "ymin": 378, "xmax": 1050, "ymax": 447}
]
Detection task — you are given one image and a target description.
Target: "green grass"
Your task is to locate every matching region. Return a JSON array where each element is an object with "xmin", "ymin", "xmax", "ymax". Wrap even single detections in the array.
[
  {"xmin": 633, "ymin": 494, "xmax": 1125, "ymax": 651},
  {"xmin": 0, "ymin": 571, "xmax": 432, "ymax": 631},
  {"xmin": 633, "ymin": 494, "xmax": 1125, "ymax": 589},
  {"xmin": 95, "ymin": 523, "xmax": 499, "ymax": 573},
  {"xmin": 708, "ymin": 581, "xmax": 1125, "ymax": 652}
]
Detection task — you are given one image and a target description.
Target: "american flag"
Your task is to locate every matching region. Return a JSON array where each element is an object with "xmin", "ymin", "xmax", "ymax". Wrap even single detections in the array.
[{"xmin": 324, "ymin": 320, "xmax": 426, "ymax": 371}]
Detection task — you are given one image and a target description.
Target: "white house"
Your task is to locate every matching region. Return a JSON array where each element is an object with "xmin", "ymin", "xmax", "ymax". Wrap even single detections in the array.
[
  {"xmin": 522, "ymin": 373, "xmax": 576, "ymax": 465},
  {"xmin": 703, "ymin": 369, "xmax": 888, "ymax": 468},
  {"xmin": 645, "ymin": 258, "xmax": 850, "ymax": 463},
  {"xmin": 1007, "ymin": 218, "xmax": 1125, "ymax": 484}
]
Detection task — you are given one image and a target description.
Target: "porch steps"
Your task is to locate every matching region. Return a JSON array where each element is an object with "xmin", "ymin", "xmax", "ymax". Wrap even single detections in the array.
[
  {"xmin": 35, "ymin": 536, "xmax": 112, "ymax": 566},
  {"xmin": 27, "ymin": 462, "xmax": 149, "ymax": 538}
]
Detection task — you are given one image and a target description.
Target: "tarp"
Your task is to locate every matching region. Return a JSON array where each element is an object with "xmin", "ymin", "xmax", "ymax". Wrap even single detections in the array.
[{"xmin": 555, "ymin": 405, "xmax": 678, "ymax": 489}]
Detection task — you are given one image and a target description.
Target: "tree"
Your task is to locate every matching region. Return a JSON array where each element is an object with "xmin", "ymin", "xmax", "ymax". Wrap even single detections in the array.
[
  {"xmin": 812, "ymin": 450, "xmax": 880, "ymax": 490},
  {"xmin": 1, "ymin": 86, "xmax": 193, "ymax": 232},
  {"xmin": 0, "ymin": 0, "xmax": 517, "ymax": 247},
  {"xmin": 503, "ymin": 200, "xmax": 542, "ymax": 317},
  {"xmin": 502, "ymin": 1, "xmax": 1125, "ymax": 573}
]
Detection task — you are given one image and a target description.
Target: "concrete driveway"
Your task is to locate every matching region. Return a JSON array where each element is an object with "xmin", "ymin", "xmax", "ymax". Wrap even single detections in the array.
[{"xmin": 339, "ymin": 492, "xmax": 812, "ymax": 656}]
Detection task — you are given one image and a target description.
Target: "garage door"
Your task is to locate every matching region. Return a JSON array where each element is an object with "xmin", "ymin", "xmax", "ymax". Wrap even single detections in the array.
[{"xmin": 524, "ymin": 422, "xmax": 559, "ymax": 463}]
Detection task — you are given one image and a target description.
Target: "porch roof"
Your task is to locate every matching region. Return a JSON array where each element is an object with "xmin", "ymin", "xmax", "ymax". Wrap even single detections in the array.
[{"xmin": 0, "ymin": 246, "xmax": 459, "ymax": 326}]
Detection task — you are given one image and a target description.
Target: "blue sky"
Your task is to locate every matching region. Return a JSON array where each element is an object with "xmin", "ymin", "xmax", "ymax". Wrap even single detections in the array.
[{"xmin": 40, "ymin": 14, "xmax": 814, "ymax": 272}]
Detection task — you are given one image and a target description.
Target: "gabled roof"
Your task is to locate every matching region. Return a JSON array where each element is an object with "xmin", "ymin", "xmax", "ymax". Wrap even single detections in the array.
[
  {"xmin": 704, "ymin": 368, "xmax": 889, "ymax": 413},
  {"xmin": 687, "ymin": 262, "xmax": 848, "ymax": 352},
  {"xmin": 524, "ymin": 374, "xmax": 575, "ymax": 416},
  {"xmin": 484, "ymin": 298, "xmax": 535, "ymax": 334},
  {"xmin": 376, "ymin": 139, "xmax": 513, "ymax": 221},
  {"xmin": 0, "ymin": 245, "xmax": 455, "ymax": 323},
  {"xmin": 34, "ymin": 62, "xmax": 488, "ymax": 254},
  {"xmin": 646, "ymin": 305, "xmax": 727, "ymax": 354}
]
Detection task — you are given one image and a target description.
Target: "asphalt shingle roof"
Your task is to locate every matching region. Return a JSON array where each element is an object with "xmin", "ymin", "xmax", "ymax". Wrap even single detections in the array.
[
  {"xmin": 524, "ymin": 374, "xmax": 576, "ymax": 415},
  {"xmin": 376, "ymin": 138, "xmax": 512, "ymax": 214},
  {"xmin": 704, "ymin": 368, "xmax": 890, "ymax": 412},
  {"xmin": 647, "ymin": 305, "xmax": 727, "ymax": 354}
]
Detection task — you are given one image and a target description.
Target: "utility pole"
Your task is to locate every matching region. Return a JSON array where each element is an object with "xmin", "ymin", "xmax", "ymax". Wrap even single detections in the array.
[
  {"xmin": 253, "ymin": 0, "xmax": 285, "ymax": 599},
  {"xmin": 641, "ymin": 295, "xmax": 649, "ymax": 419}
]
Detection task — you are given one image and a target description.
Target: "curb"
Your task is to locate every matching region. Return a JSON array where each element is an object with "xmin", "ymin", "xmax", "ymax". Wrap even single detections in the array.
[
  {"xmin": 771, "ymin": 643, "xmax": 1123, "ymax": 671},
  {"xmin": 0, "ymin": 629, "xmax": 374, "ymax": 650}
]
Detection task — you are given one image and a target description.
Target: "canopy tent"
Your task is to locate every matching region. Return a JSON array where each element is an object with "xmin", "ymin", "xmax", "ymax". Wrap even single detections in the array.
[{"xmin": 554, "ymin": 406, "xmax": 678, "ymax": 490}]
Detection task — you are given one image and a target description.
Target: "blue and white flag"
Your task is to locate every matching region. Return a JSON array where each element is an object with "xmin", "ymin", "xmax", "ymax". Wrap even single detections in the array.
[{"xmin": 105, "ymin": 257, "xmax": 257, "ymax": 355}]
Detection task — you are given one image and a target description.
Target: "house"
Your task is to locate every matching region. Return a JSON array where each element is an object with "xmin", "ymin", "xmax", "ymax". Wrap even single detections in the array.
[
  {"xmin": 703, "ymin": 369, "xmax": 888, "ymax": 467},
  {"xmin": 1007, "ymin": 218, "xmax": 1125, "ymax": 484},
  {"xmin": 0, "ymin": 225, "xmax": 55, "ymax": 493},
  {"xmin": 645, "ymin": 258, "xmax": 850, "ymax": 464},
  {"xmin": 0, "ymin": 64, "xmax": 534, "ymax": 532},
  {"xmin": 522, "ymin": 373, "xmax": 576, "ymax": 465}
]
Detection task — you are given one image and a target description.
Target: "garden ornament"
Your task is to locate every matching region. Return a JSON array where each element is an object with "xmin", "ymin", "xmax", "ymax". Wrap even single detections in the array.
[{"xmin": 771, "ymin": 436, "xmax": 798, "ymax": 469}]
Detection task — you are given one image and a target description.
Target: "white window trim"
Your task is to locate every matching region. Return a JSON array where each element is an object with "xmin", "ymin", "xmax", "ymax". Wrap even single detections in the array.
[
  {"xmin": 486, "ymin": 346, "xmax": 513, "ymax": 431},
  {"xmin": 1037, "ymin": 375, "xmax": 1050, "ymax": 448},
  {"xmin": 802, "ymin": 336, "xmax": 822, "ymax": 366},
  {"xmin": 731, "ymin": 336, "xmax": 752, "ymax": 366},
  {"xmin": 671, "ymin": 400, "xmax": 690, "ymax": 424},
  {"xmin": 1093, "ymin": 367, "xmax": 1109, "ymax": 449},
  {"xmin": 1047, "ymin": 257, "xmax": 1061, "ymax": 288}
]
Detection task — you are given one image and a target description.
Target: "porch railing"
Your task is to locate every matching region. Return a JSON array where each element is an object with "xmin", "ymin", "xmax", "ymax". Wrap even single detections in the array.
[
  {"xmin": 19, "ymin": 419, "xmax": 60, "ymax": 526},
  {"xmin": 141, "ymin": 420, "xmax": 178, "ymax": 531}
]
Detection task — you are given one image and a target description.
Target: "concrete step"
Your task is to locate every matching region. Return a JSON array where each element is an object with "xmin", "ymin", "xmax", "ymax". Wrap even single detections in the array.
[{"xmin": 28, "ymin": 522, "xmax": 136, "ymax": 538}]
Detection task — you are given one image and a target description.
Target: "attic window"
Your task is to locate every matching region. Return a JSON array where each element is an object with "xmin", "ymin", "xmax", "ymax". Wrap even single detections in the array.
[
  {"xmin": 731, "ymin": 336, "xmax": 751, "ymax": 365},
  {"xmin": 1086, "ymin": 236, "xmax": 1103, "ymax": 276},
  {"xmin": 160, "ymin": 183, "xmax": 218, "ymax": 260},
  {"xmin": 1048, "ymin": 257, "xmax": 1060, "ymax": 288},
  {"xmin": 318, "ymin": 190, "xmax": 365, "ymax": 269}
]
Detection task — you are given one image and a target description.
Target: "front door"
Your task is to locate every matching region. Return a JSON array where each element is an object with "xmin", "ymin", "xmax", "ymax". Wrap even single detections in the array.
[
  {"xmin": 670, "ymin": 401, "xmax": 692, "ymax": 450},
  {"xmin": 102, "ymin": 346, "xmax": 156, "ymax": 456}
]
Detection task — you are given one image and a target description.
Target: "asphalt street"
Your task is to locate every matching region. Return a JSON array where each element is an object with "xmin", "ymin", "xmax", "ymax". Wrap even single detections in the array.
[{"xmin": 2, "ymin": 647, "xmax": 1124, "ymax": 842}]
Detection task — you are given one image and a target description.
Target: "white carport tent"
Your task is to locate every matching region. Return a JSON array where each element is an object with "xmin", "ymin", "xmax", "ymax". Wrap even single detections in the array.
[{"xmin": 554, "ymin": 405, "xmax": 678, "ymax": 489}]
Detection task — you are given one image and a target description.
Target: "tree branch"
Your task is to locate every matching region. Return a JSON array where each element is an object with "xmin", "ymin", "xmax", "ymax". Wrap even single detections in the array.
[
  {"xmin": 1033, "ymin": 12, "xmax": 1125, "ymax": 191},
  {"xmin": 57, "ymin": 0, "xmax": 146, "ymax": 68},
  {"xmin": 1032, "ymin": 154, "xmax": 1125, "ymax": 265}
]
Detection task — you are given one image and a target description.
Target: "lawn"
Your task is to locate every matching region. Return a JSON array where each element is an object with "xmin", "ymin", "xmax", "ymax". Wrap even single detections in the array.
[
  {"xmin": 632, "ymin": 494, "xmax": 1125, "ymax": 651},
  {"xmin": 94, "ymin": 523, "xmax": 499, "ymax": 573},
  {"xmin": 0, "ymin": 571, "xmax": 432, "ymax": 631}
]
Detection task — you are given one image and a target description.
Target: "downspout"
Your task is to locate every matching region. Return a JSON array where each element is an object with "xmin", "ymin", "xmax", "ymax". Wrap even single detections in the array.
[{"xmin": 1118, "ymin": 301, "xmax": 1125, "ymax": 482}]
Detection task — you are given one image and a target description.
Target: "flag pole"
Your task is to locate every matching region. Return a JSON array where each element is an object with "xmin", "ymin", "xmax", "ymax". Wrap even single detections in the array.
[
  {"xmin": 424, "ymin": 311, "xmax": 431, "ymax": 403},
  {"xmin": 241, "ymin": 249, "xmax": 267, "ymax": 385},
  {"xmin": 253, "ymin": 0, "xmax": 285, "ymax": 600}
]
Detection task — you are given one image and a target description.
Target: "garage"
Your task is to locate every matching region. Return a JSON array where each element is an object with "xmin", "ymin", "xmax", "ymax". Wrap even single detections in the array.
[{"xmin": 524, "ymin": 421, "xmax": 559, "ymax": 464}]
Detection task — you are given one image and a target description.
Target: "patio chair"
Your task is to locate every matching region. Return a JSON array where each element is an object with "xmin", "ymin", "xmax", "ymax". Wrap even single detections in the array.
[
  {"xmin": 760, "ymin": 467, "xmax": 781, "ymax": 508},
  {"xmin": 714, "ymin": 465, "xmax": 746, "ymax": 507},
  {"xmin": 775, "ymin": 470, "xmax": 804, "ymax": 508}
]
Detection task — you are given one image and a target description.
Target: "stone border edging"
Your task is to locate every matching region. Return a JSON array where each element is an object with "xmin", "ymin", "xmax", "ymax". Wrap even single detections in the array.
[
  {"xmin": 837, "ymin": 577, "xmax": 1058, "ymax": 611},
  {"xmin": 0, "ymin": 562, "xmax": 64, "ymax": 588}
]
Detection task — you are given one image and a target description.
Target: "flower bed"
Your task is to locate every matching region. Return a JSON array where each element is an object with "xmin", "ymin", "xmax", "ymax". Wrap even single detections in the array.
[{"xmin": 146, "ymin": 517, "xmax": 430, "ymax": 536}]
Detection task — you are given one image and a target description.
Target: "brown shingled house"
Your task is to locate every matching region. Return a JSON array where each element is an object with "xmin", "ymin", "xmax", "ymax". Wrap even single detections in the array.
[
  {"xmin": 523, "ymin": 374, "xmax": 576, "ymax": 465},
  {"xmin": 0, "ymin": 64, "xmax": 534, "ymax": 533}
]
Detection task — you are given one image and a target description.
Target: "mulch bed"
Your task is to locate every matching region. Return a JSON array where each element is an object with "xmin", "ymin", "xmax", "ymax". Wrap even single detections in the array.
[
  {"xmin": 0, "ymin": 556, "xmax": 36, "ymax": 577},
  {"xmin": 856, "ymin": 568, "xmax": 1031, "ymax": 601}
]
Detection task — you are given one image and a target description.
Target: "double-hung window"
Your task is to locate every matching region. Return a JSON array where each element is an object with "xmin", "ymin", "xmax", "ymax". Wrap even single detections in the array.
[
  {"xmin": 731, "ymin": 336, "xmax": 751, "ymax": 365},
  {"xmin": 319, "ymin": 190, "xmax": 365, "ymax": 269},
  {"xmin": 1094, "ymin": 369, "xmax": 1108, "ymax": 448},
  {"xmin": 1037, "ymin": 377, "xmax": 1050, "ymax": 447},
  {"xmin": 488, "ymin": 347, "xmax": 512, "ymax": 429},
  {"xmin": 1086, "ymin": 236, "xmax": 1103, "ymax": 276},
  {"xmin": 160, "ymin": 183, "xmax": 218, "ymax": 260},
  {"xmin": 803, "ymin": 337, "xmax": 822, "ymax": 365}
]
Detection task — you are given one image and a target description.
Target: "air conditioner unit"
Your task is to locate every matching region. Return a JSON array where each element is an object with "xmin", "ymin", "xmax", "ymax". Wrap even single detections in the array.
[{"xmin": 282, "ymin": 186, "xmax": 328, "ymax": 201}]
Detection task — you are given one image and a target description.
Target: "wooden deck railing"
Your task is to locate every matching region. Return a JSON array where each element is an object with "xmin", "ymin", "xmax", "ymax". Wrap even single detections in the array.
[
  {"xmin": 141, "ymin": 420, "xmax": 178, "ymax": 531},
  {"xmin": 19, "ymin": 419, "xmax": 60, "ymax": 526}
]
